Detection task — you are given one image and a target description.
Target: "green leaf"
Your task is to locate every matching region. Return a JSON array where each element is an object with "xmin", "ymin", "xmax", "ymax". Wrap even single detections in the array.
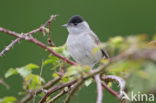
[
  {"xmin": 92, "ymin": 46, "xmax": 99, "ymax": 55},
  {"xmin": 50, "ymin": 45, "xmax": 70, "ymax": 58},
  {"xmin": 52, "ymin": 73, "xmax": 58, "ymax": 78},
  {"xmin": 26, "ymin": 63, "xmax": 39, "ymax": 69},
  {"xmin": 110, "ymin": 36, "xmax": 124, "ymax": 47},
  {"xmin": 62, "ymin": 49, "xmax": 70, "ymax": 57},
  {"xmin": 5, "ymin": 68, "xmax": 18, "ymax": 78},
  {"xmin": 66, "ymin": 66, "xmax": 79, "ymax": 76},
  {"xmin": 51, "ymin": 64, "xmax": 61, "ymax": 70},
  {"xmin": 153, "ymin": 34, "xmax": 156, "ymax": 40},
  {"xmin": 43, "ymin": 59, "xmax": 54, "ymax": 66},
  {"xmin": 17, "ymin": 68, "xmax": 31, "ymax": 78},
  {"xmin": 0, "ymin": 96, "xmax": 16, "ymax": 103},
  {"xmin": 25, "ymin": 74, "xmax": 45, "ymax": 90},
  {"xmin": 107, "ymin": 82, "xmax": 112, "ymax": 87},
  {"xmin": 48, "ymin": 56, "xmax": 60, "ymax": 65},
  {"xmin": 5, "ymin": 64, "xmax": 39, "ymax": 78},
  {"xmin": 13, "ymin": 64, "xmax": 39, "ymax": 78},
  {"xmin": 61, "ymin": 76, "xmax": 71, "ymax": 83},
  {"xmin": 62, "ymin": 65, "xmax": 90, "ymax": 83},
  {"xmin": 84, "ymin": 78, "xmax": 93, "ymax": 86},
  {"xmin": 111, "ymin": 36, "xmax": 123, "ymax": 43},
  {"xmin": 51, "ymin": 46, "xmax": 63, "ymax": 53},
  {"xmin": 83, "ymin": 66, "xmax": 91, "ymax": 72}
]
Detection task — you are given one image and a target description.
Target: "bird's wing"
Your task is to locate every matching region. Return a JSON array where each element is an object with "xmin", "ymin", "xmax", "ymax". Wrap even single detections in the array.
[
  {"xmin": 89, "ymin": 31, "xmax": 100, "ymax": 44},
  {"xmin": 89, "ymin": 31, "xmax": 109, "ymax": 58}
]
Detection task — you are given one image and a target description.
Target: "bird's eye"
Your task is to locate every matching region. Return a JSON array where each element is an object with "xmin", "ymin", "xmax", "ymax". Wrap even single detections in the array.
[{"xmin": 74, "ymin": 23, "xmax": 78, "ymax": 26}]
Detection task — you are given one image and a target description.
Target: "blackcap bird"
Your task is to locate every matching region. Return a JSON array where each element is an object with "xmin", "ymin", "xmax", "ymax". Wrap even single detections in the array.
[
  {"xmin": 63, "ymin": 15, "xmax": 109, "ymax": 67},
  {"xmin": 63, "ymin": 15, "xmax": 109, "ymax": 103}
]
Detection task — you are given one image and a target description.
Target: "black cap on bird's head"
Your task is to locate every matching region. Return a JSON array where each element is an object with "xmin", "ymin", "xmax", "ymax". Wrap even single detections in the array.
[
  {"xmin": 68, "ymin": 15, "xmax": 84, "ymax": 25},
  {"xmin": 62, "ymin": 15, "xmax": 84, "ymax": 27}
]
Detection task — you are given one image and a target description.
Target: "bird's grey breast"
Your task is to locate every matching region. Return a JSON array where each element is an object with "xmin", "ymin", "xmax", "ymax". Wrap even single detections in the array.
[{"xmin": 67, "ymin": 32, "xmax": 102, "ymax": 66}]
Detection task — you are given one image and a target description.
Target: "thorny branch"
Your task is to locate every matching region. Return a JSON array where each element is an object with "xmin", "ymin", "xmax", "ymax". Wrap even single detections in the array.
[
  {"xmin": 0, "ymin": 15, "xmax": 57, "ymax": 57},
  {"xmin": 0, "ymin": 38, "xmax": 21, "ymax": 57},
  {"xmin": 0, "ymin": 27, "xmax": 76, "ymax": 65}
]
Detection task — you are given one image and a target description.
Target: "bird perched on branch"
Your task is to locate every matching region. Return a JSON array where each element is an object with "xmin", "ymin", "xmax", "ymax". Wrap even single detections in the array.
[
  {"xmin": 63, "ymin": 15, "xmax": 109, "ymax": 103},
  {"xmin": 63, "ymin": 15, "xmax": 109, "ymax": 66}
]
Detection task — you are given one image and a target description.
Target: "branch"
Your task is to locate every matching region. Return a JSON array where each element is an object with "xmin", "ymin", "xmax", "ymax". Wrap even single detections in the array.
[
  {"xmin": 94, "ymin": 74, "xmax": 103, "ymax": 103},
  {"xmin": 0, "ymin": 15, "xmax": 57, "ymax": 57},
  {"xmin": 101, "ymin": 75, "xmax": 126, "ymax": 97},
  {"xmin": 0, "ymin": 16, "xmax": 76, "ymax": 103},
  {"xmin": 39, "ymin": 80, "xmax": 77, "ymax": 103},
  {"xmin": 101, "ymin": 82, "xmax": 121, "ymax": 100},
  {"xmin": 0, "ymin": 27, "xmax": 76, "ymax": 65},
  {"xmin": 38, "ymin": 61, "xmax": 110, "ymax": 103},
  {"xmin": 101, "ymin": 75, "xmax": 126, "ymax": 101},
  {"xmin": 47, "ymin": 90, "xmax": 67, "ymax": 103},
  {"xmin": 41, "ymin": 61, "xmax": 111, "ymax": 103},
  {"xmin": 0, "ymin": 38, "xmax": 21, "ymax": 57}
]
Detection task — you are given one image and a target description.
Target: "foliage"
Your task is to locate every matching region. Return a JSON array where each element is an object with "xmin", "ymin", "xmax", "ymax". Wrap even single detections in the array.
[
  {"xmin": 5, "ymin": 63, "xmax": 44, "ymax": 91},
  {"xmin": 0, "ymin": 96, "xmax": 16, "ymax": 103}
]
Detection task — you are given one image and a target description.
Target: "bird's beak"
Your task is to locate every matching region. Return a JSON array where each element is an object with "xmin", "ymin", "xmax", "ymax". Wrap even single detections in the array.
[{"xmin": 62, "ymin": 24, "xmax": 68, "ymax": 27}]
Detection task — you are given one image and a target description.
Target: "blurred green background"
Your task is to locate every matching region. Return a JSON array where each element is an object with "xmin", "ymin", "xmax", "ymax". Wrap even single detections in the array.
[{"xmin": 0, "ymin": 0, "xmax": 156, "ymax": 103}]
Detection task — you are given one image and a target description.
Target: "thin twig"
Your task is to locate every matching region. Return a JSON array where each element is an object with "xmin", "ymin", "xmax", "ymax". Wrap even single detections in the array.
[
  {"xmin": 26, "ymin": 15, "xmax": 57, "ymax": 35},
  {"xmin": 0, "ymin": 79, "xmax": 10, "ymax": 89},
  {"xmin": 33, "ymin": 59, "xmax": 44, "ymax": 103},
  {"xmin": 47, "ymin": 17, "xmax": 55, "ymax": 46},
  {"xmin": 47, "ymin": 90, "xmax": 67, "ymax": 103},
  {"xmin": 0, "ymin": 38, "xmax": 21, "ymax": 57},
  {"xmin": 64, "ymin": 79, "xmax": 83, "ymax": 103},
  {"xmin": 39, "ymin": 60, "xmax": 44, "ymax": 81}
]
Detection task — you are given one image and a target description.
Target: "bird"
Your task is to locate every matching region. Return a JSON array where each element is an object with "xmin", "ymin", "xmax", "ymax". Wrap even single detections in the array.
[
  {"xmin": 63, "ymin": 15, "xmax": 109, "ymax": 103},
  {"xmin": 63, "ymin": 15, "xmax": 109, "ymax": 67}
]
